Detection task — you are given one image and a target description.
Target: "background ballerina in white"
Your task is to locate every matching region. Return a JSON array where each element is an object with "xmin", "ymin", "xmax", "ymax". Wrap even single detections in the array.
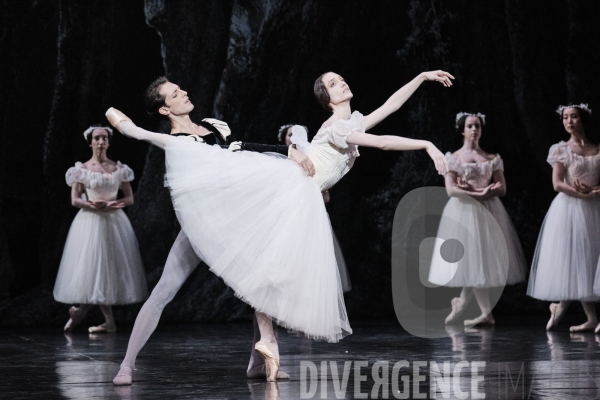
[
  {"xmin": 428, "ymin": 112, "xmax": 527, "ymax": 326},
  {"xmin": 527, "ymin": 104, "xmax": 600, "ymax": 332},
  {"xmin": 53, "ymin": 125, "xmax": 148, "ymax": 333},
  {"xmin": 105, "ymin": 68, "xmax": 453, "ymax": 381}
]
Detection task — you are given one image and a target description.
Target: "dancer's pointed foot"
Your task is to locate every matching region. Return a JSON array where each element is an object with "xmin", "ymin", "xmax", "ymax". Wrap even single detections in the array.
[
  {"xmin": 113, "ymin": 367, "xmax": 133, "ymax": 386},
  {"xmin": 569, "ymin": 320, "xmax": 598, "ymax": 332},
  {"xmin": 64, "ymin": 306, "xmax": 84, "ymax": 332},
  {"xmin": 546, "ymin": 303, "xmax": 563, "ymax": 331},
  {"xmin": 445, "ymin": 297, "xmax": 467, "ymax": 324},
  {"xmin": 595, "ymin": 322, "xmax": 600, "ymax": 334},
  {"xmin": 464, "ymin": 313, "xmax": 495, "ymax": 327},
  {"xmin": 254, "ymin": 341, "xmax": 280, "ymax": 382},
  {"xmin": 105, "ymin": 108, "xmax": 131, "ymax": 132},
  {"xmin": 88, "ymin": 322, "xmax": 117, "ymax": 333}
]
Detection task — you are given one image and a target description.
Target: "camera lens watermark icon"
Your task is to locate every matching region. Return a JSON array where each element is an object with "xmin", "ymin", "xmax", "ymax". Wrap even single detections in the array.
[{"xmin": 392, "ymin": 187, "xmax": 509, "ymax": 338}]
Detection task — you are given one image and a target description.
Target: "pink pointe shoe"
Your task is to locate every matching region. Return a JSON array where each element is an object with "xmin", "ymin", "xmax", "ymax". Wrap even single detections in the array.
[
  {"xmin": 546, "ymin": 303, "xmax": 562, "ymax": 331},
  {"xmin": 64, "ymin": 306, "xmax": 84, "ymax": 332},
  {"xmin": 88, "ymin": 322, "xmax": 117, "ymax": 333},
  {"xmin": 595, "ymin": 322, "xmax": 600, "ymax": 334},
  {"xmin": 445, "ymin": 297, "xmax": 467, "ymax": 324},
  {"xmin": 254, "ymin": 342, "xmax": 280, "ymax": 382},
  {"xmin": 113, "ymin": 366, "xmax": 133, "ymax": 386},
  {"xmin": 464, "ymin": 313, "xmax": 495, "ymax": 327}
]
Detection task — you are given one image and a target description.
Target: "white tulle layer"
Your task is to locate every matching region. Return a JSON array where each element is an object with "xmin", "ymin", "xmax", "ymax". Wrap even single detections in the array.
[
  {"xmin": 164, "ymin": 142, "xmax": 351, "ymax": 342},
  {"xmin": 53, "ymin": 209, "xmax": 148, "ymax": 305},
  {"xmin": 528, "ymin": 193, "xmax": 600, "ymax": 301},
  {"xmin": 428, "ymin": 196, "xmax": 527, "ymax": 288}
]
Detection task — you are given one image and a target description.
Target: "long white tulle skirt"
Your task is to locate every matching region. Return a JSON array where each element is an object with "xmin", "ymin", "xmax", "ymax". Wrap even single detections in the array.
[
  {"xmin": 53, "ymin": 209, "xmax": 148, "ymax": 305},
  {"xmin": 164, "ymin": 142, "xmax": 351, "ymax": 342},
  {"xmin": 428, "ymin": 196, "xmax": 527, "ymax": 288},
  {"xmin": 528, "ymin": 193, "xmax": 600, "ymax": 301}
]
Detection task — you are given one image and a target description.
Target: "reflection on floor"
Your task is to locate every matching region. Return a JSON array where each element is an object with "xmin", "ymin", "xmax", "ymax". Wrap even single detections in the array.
[{"xmin": 1, "ymin": 316, "xmax": 600, "ymax": 399}]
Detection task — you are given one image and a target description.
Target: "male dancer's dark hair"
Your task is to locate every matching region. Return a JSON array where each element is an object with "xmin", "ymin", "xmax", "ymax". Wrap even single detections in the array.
[{"xmin": 144, "ymin": 76, "xmax": 169, "ymax": 120}]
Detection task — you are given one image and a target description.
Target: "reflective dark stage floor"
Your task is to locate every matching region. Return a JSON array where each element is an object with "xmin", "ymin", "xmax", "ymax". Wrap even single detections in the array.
[{"xmin": 2, "ymin": 316, "xmax": 600, "ymax": 399}]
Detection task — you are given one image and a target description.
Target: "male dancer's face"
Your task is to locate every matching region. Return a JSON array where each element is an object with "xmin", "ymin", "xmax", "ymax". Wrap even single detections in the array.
[{"xmin": 158, "ymin": 81, "xmax": 194, "ymax": 118}]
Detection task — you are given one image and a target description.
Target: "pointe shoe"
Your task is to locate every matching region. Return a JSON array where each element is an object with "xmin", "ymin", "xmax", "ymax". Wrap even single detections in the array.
[
  {"xmin": 464, "ymin": 313, "xmax": 495, "ymax": 327},
  {"xmin": 569, "ymin": 321, "xmax": 598, "ymax": 332},
  {"xmin": 105, "ymin": 108, "xmax": 131, "ymax": 132},
  {"xmin": 64, "ymin": 306, "xmax": 84, "ymax": 332},
  {"xmin": 546, "ymin": 303, "xmax": 561, "ymax": 331},
  {"xmin": 445, "ymin": 297, "xmax": 467, "ymax": 324},
  {"xmin": 113, "ymin": 367, "xmax": 133, "ymax": 386},
  {"xmin": 88, "ymin": 322, "xmax": 117, "ymax": 333},
  {"xmin": 595, "ymin": 322, "xmax": 600, "ymax": 334},
  {"xmin": 254, "ymin": 342, "xmax": 280, "ymax": 382}
]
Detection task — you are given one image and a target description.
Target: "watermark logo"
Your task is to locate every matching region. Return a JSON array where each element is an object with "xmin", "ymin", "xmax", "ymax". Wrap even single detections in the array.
[{"xmin": 391, "ymin": 187, "xmax": 509, "ymax": 338}]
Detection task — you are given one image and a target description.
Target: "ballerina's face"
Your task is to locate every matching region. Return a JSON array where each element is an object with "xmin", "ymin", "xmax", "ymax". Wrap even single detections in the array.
[
  {"xmin": 90, "ymin": 129, "xmax": 110, "ymax": 152},
  {"xmin": 462, "ymin": 116, "xmax": 482, "ymax": 141},
  {"xmin": 158, "ymin": 81, "xmax": 194, "ymax": 117},
  {"xmin": 284, "ymin": 127, "xmax": 293, "ymax": 146},
  {"xmin": 562, "ymin": 107, "xmax": 584, "ymax": 135},
  {"xmin": 322, "ymin": 72, "xmax": 353, "ymax": 107}
]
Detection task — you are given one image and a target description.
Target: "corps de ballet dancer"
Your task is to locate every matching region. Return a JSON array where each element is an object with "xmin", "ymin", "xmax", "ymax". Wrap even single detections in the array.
[
  {"xmin": 278, "ymin": 123, "xmax": 351, "ymax": 292},
  {"xmin": 106, "ymin": 69, "xmax": 453, "ymax": 382},
  {"xmin": 110, "ymin": 77, "xmax": 317, "ymax": 385},
  {"xmin": 53, "ymin": 125, "xmax": 148, "ymax": 333},
  {"xmin": 428, "ymin": 113, "xmax": 527, "ymax": 326},
  {"xmin": 527, "ymin": 104, "xmax": 600, "ymax": 332}
]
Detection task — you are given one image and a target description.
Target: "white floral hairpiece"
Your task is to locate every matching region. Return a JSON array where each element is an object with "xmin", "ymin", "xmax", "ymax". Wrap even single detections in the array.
[
  {"xmin": 555, "ymin": 103, "xmax": 592, "ymax": 116},
  {"xmin": 83, "ymin": 126, "xmax": 113, "ymax": 140},
  {"xmin": 455, "ymin": 112, "xmax": 486, "ymax": 129}
]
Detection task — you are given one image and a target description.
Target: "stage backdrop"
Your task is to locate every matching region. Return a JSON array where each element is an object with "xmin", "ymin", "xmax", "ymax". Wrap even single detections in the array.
[{"xmin": 1, "ymin": 0, "xmax": 599, "ymax": 327}]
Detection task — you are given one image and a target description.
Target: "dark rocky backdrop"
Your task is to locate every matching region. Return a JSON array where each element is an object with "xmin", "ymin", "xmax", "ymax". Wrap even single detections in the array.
[{"xmin": 1, "ymin": 0, "xmax": 599, "ymax": 327}]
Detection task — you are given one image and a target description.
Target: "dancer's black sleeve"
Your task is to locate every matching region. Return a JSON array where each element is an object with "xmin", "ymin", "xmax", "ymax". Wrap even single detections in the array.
[{"xmin": 240, "ymin": 142, "xmax": 289, "ymax": 155}]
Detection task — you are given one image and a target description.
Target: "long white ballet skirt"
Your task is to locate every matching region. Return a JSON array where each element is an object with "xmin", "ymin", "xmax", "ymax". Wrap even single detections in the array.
[
  {"xmin": 528, "ymin": 142, "xmax": 600, "ymax": 301},
  {"xmin": 53, "ymin": 162, "xmax": 148, "ymax": 305},
  {"xmin": 162, "ymin": 112, "xmax": 364, "ymax": 342},
  {"xmin": 428, "ymin": 153, "xmax": 527, "ymax": 287}
]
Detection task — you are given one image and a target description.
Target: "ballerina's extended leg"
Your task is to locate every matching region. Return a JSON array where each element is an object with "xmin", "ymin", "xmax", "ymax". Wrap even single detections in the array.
[
  {"xmin": 247, "ymin": 313, "xmax": 290, "ymax": 380},
  {"xmin": 113, "ymin": 231, "xmax": 200, "ymax": 386},
  {"xmin": 254, "ymin": 312, "xmax": 281, "ymax": 382},
  {"xmin": 445, "ymin": 287, "xmax": 470, "ymax": 324}
]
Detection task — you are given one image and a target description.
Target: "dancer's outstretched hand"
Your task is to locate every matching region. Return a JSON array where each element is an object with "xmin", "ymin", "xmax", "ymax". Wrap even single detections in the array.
[
  {"xmin": 425, "ymin": 143, "xmax": 448, "ymax": 175},
  {"xmin": 105, "ymin": 108, "xmax": 132, "ymax": 133},
  {"xmin": 422, "ymin": 70, "xmax": 455, "ymax": 87}
]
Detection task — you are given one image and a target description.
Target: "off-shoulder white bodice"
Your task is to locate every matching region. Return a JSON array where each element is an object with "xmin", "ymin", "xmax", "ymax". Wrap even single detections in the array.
[
  {"xmin": 547, "ymin": 141, "xmax": 600, "ymax": 186},
  {"xmin": 445, "ymin": 152, "xmax": 504, "ymax": 189},
  {"xmin": 306, "ymin": 111, "xmax": 364, "ymax": 191},
  {"xmin": 65, "ymin": 161, "xmax": 134, "ymax": 201}
]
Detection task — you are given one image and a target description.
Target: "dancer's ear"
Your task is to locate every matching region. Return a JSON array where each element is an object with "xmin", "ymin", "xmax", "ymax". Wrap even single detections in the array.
[{"xmin": 159, "ymin": 106, "xmax": 170, "ymax": 117}]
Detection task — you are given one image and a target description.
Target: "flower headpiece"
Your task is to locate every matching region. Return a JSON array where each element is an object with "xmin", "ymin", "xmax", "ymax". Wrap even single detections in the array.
[
  {"xmin": 455, "ymin": 112, "xmax": 486, "ymax": 129},
  {"xmin": 83, "ymin": 126, "xmax": 113, "ymax": 140},
  {"xmin": 555, "ymin": 103, "xmax": 592, "ymax": 116},
  {"xmin": 278, "ymin": 124, "xmax": 307, "ymax": 142}
]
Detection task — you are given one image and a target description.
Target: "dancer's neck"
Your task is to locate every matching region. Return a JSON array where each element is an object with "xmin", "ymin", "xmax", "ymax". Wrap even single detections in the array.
[
  {"xmin": 569, "ymin": 131, "xmax": 588, "ymax": 147},
  {"xmin": 91, "ymin": 150, "xmax": 108, "ymax": 164},
  {"xmin": 460, "ymin": 138, "xmax": 481, "ymax": 152},
  {"xmin": 169, "ymin": 114, "xmax": 195, "ymax": 134},
  {"xmin": 330, "ymin": 101, "xmax": 352, "ymax": 120}
]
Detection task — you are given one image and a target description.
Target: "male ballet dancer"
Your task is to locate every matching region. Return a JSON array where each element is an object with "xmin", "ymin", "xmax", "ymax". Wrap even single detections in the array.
[{"xmin": 112, "ymin": 76, "xmax": 315, "ymax": 385}]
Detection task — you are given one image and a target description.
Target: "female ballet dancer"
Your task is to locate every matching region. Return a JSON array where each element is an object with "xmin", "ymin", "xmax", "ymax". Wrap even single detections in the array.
[
  {"xmin": 54, "ymin": 125, "xmax": 148, "ymax": 333},
  {"xmin": 106, "ymin": 69, "xmax": 453, "ymax": 381},
  {"xmin": 528, "ymin": 104, "xmax": 600, "ymax": 332},
  {"xmin": 427, "ymin": 113, "xmax": 527, "ymax": 326},
  {"xmin": 278, "ymin": 123, "xmax": 351, "ymax": 292}
]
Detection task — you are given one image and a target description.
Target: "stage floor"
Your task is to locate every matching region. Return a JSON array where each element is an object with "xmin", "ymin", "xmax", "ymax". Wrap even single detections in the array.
[{"xmin": 2, "ymin": 316, "xmax": 600, "ymax": 399}]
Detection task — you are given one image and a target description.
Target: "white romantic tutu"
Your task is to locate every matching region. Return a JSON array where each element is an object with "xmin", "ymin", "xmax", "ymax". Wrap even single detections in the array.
[
  {"xmin": 428, "ymin": 196, "xmax": 526, "ymax": 288},
  {"xmin": 53, "ymin": 209, "xmax": 148, "ymax": 305},
  {"xmin": 528, "ymin": 193, "xmax": 600, "ymax": 301},
  {"xmin": 164, "ymin": 142, "xmax": 351, "ymax": 342}
]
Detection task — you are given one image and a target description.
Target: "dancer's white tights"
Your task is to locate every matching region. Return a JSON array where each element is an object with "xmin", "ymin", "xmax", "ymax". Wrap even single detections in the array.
[{"xmin": 120, "ymin": 230, "xmax": 200, "ymax": 369}]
